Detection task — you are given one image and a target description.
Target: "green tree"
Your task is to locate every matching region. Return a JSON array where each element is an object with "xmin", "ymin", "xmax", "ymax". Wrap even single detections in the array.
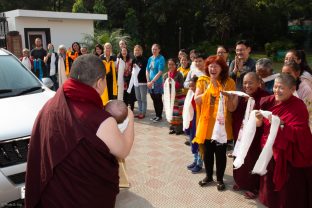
[{"xmin": 72, "ymin": 0, "xmax": 88, "ymax": 13}]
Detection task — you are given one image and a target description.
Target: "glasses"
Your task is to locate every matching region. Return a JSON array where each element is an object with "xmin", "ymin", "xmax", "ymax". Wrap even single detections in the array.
[
  {"xmin": 235, "ymin": 48, "xmax": 246, "ymax": 53},
  {"xmin": 217, "ymin": 51, "xmax": 227, "ymax": 55}
]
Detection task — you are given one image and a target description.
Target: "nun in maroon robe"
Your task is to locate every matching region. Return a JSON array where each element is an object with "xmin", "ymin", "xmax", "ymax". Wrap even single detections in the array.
[
  {"xmin": 25, "ymin": 55, "xmax": 122, "ymax": 208},
  {"xmin": 232, "ymin": 72, "xmax": 270, "ymax": 197},
  {"xmin": 257, "ymin": 74, "xmax": 312, "ymax": 208}
]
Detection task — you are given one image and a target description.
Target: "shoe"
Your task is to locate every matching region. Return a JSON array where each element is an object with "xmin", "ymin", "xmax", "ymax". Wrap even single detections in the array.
[
  {"xmin": 175, "ymin": 131, "xmax": 184, "ymax": 135},
  {"xmin": 198, "ymin": 177, "xmax": 213, "ymax": 187},
  {"xmin": 184, "ymin": 141, "xmax": 190, "ymax": 146},
  {"xmin": 134, "ymin": 114, "xmax": 140, "ymax": 118},
  {"xmin": 227, "ymin": 152, "xmax": 234, "ymax": 158},
  {"xmin": 232, "ymin": 184, "xmax": 240, "ymax": 191},
  {"xmin": 217, "ymin": 181, "xmax": 226, "ymax": 191},
  {"xmin": 153, "ymin": 117, "xmax": 162, "ymax": 122},
  {"xmin": 191, "ymin": 165, "xmax": 202, "ymax": 174},
  {"xmin": 150, "ymin": 117, "xmax": 157, "ymax": 121},
  {"xmin": 187, "ymin": 162, "xmax": 196, "ymax": 170},
  {"xmin": 169, "ymin": 129, "xmax": 176, "ymax": 134},
  {"xmin": 137, "ymin": 114, "xmax": 145, "ymax": 119}
]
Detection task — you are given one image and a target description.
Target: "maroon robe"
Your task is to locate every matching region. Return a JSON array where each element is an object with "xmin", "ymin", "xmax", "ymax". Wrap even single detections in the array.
[
  {"xmin": 259, "ymin": 95, "xmax": 312, "ymax": 208},
  {"xmin": 233, "ymin": 88, "xmax": 270, "ymax": 192},
  {"xmin": 25, "ymin": 79, "xmax": 119, "ymax": 208}
]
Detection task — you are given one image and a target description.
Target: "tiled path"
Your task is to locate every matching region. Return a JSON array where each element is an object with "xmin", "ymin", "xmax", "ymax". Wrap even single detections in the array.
[{"xmin": 116, "ymin": 97, "xmax": 266, "ymax": 208}]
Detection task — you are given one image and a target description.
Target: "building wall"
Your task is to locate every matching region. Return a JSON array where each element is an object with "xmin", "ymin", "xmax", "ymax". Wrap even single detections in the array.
[{"xmin": 13, "ymin": 17, "xmax": 94, "ymax": 50}]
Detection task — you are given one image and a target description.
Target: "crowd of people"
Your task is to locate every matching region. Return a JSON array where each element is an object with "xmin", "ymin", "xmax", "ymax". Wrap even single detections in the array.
[{"xmin": 21, "ymin": 38, "xmax": 312, "ymax": 208}]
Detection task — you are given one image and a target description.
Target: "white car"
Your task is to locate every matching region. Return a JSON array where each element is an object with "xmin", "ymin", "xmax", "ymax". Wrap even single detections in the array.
[{"xmin": 0, "ymin": 48, "xmax": 55, "ymax": 206}]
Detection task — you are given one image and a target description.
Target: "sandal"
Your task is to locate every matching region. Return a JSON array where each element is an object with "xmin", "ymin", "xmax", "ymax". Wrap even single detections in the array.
[
  {"xmin": 217, "ymin": 181, "xmax": 226, "ymax": 191},
  {"xmin": 244, "ymin": 191, "xmax": 257, "ymax": 199},
  {"xmin": 198, "ymin": 177, "xmax": 213, "ymax": 187},
  {"xmin": 232, "ymin": 184, "xmax": 240, "ymax": 191}
]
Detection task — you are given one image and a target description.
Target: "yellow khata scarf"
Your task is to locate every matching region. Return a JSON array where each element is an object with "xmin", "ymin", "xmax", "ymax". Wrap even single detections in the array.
[
  {"xmin": 193, "ymin": 81, "xmax": 223, "ymax": 144},
  {"xmin": 195, "ymin": 76, "xmax": 210, "ymax": 126},
  {"xmin": 65, "ymin": 51, "xmax": 79, "ymax": 76},
  {"xmin": 101, "ymin": 59, "xmax": 117, "ymax": 106},
  {"xmin": 178, "ymin": 66, "xmax": 190, "ymax": 78}
]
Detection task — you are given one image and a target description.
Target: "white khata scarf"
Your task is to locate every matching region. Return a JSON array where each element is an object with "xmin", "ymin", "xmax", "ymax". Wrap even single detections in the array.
[
  {"xmin": 58, "ymin": 55, "xmax": 67, "ymax": 86},
  {"xmin": 117, "ymin": 58, "xmax": 125, "ymax": 101},
  {"xmin": 233, "ymin": 109, "xmax": 280, "ymax": 175},
  {"xmin": 22, "ymin": 57, "xmax": 32, "ymax": 70},
  {"xmin": 182, "ymin": 90, "xmax": 194, "ymax": 131},
  {"xmin": 223, "ymin": 91, "xmax": 256, "ymax": 157},
  {"xmin": 117, "ymin": 117, "xmax": 129, "ymax": 133},
  {"xmin": 127, "ymin": 64, "xmax": 140, "ymax": 93},
  {"xmin": 164, "ymin": 77, "xmax": 175, "ymax": 122},
  {"xmin": 211, "ymin": 93, "xmax": 227, "ymax": 144}
]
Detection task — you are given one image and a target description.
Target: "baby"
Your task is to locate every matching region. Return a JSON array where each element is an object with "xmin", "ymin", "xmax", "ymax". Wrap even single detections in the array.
[{"xmin": 105, "ymin": 100, "xmax": 129, "ymax": 132}]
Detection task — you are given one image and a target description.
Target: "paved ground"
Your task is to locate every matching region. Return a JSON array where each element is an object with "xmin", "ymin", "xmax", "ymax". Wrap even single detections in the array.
[{"xmin": 115, "ymin": 96, "xmax": 266, "ymax": 208}]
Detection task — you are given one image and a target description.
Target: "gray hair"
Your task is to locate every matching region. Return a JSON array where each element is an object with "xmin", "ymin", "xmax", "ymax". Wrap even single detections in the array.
[
  {"xmin": 275, "ymin": 73, "xmax": 296, "ymax": 88},
  {"xmin": 256, "ymin": 58, "xmax": 273, "ymax": 72},
  {"xmin": 22, "ymin": 48, "xmax": 30, "ymax": 53},
  {"xmin": 70, "ymin": 54, "xmax": 106, "ymax": 86}
]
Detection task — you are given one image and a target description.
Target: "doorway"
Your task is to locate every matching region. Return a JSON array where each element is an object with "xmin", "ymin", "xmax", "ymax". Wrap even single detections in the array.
[{"xmin": 24, "ymin": 28, "xmax": 51, "ymax": 50}]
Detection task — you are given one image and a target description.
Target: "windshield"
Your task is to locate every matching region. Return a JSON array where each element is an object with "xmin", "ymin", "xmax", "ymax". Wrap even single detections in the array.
[{"xmin": 0, "ymin": 55, "xmax": 42, "ymax": 98}]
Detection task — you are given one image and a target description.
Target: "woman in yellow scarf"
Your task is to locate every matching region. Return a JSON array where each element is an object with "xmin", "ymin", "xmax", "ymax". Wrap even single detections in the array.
[
  {"xmin": 99, "ymin": 42, "xmax": 117, "ymax": 105},
  {"xmin": 194, "ymin": 55, "xmax": 236, "ymax": 191},
  {"xmin": 178, "ymin": 55, "xmax": 190, "ymax": 95},
  {"xmin": 65, "ymin": 42, "xmax": 82, "ymax": 76}
]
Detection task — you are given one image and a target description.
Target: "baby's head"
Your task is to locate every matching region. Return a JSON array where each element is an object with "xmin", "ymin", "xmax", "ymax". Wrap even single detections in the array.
[{"xmin": 105, "ymin": 100, "xmax": 128, "ymax": 124}]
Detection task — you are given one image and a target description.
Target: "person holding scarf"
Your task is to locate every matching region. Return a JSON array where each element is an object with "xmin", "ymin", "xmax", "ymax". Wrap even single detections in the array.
[
  {"xmin": 20, "ymin": 48, "xmax": 33, "ymax": 70},
  {"xmin": 282, "ymin": 61, "xmax": 312, "ymax": 132},
  {"xmin": 178, "ymin": 55, "xmax": 190, "ymax": 95},
  {"xmin": 230, "ymin": 72, "xmax": 270, "ymax": 199},
  {"xmin": 163, "ymin": 58, "xmax": 185, "ymax": 135},
  {"xmin": 44, "ymin": 43, "xmax": 59, "ymax": 90},
  {"xmin": 100, "ymin": 42, "xmax": 117, "ymax": 105},
  {"xmin": 194, "ymin": 55, "xmax": 236, "ymax": 191},
  {"xmin": 57, "ymin": 45, "xmax": 67, "ymax": 87},
  {"xmin": 65, "ymin": 42, "xmax": 82, "ymax": 76},
  {"xmin": 255, "ymin": 73, "xmax": 312, "ymax": 208},
  {"xmin": 30, "ymin": 38, "xmax": 47, "ymax": 80}
]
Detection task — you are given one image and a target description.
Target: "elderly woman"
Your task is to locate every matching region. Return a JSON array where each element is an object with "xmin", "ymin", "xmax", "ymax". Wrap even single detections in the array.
[
  {"xmin": 57, "ymin": 45, "xmax": 67, "ymax": 86},
  {"xmin": 20, "ymin": 48, "xmax": 33, "ymax": 70},
  {"xmin": 255, "ymin": 73, "xmax": 312, "ymax": 208},
  {"xmin": 193, "ymin": 55, "xmax": 236, "ymax": 190},
  {"xmin": 255, "ymin": 58, "xmax": 278, "ymax": 94},
  {"xmin": 231, "ymin": 72, "xmax": 270, "ymax": 198},
  {"xmin": 282, "ymin": 61, "xmax": 312, "ymax": 132}
]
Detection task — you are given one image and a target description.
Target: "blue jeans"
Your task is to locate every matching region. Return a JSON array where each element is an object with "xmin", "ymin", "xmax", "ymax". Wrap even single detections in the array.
[
  {"xmin": 134, "ymin": 85, "xmax": 147, "ymax": 115},
  {"xmin": 194, "ymin": 152, "xmax": 203, "ymax": 167}
]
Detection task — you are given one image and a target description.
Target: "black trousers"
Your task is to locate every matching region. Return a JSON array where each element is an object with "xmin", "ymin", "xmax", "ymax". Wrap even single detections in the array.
[
  {"xmin": 150, "ymin": 93, "xmax": 163, "ymax": 118},
  {"xmin": 203, "ymin": 140, "xmax": 227, "ymax": 182}
]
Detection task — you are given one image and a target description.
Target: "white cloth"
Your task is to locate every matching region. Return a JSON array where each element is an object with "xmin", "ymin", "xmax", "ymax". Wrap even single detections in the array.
[
  {"xmin": 117, "ymin": 58, "xmax": 125, "ymax": 101},
  {"xmin": 57, "ymin": 55, "xmax": 67, "ymax": 86},
  {"xmin": 262, "ymin": 73, "xmax": 280, "ymax": 83},
  {"xmin": 127, "ymin": 64, "xmax": 140, "ymax": 93},
  {"xmin": 182, "ymin": 90, "xmax": 194, "ymax": 130},
  {"xmin": 225, "ymin": 91, "xmax": 255, "ymax": 157},
  {"xmin": 21, "ymin": 57, "xmax": 32, "ymax": 70},
  {"xmin": 49, "ymin": 53, "xmax": 56, "ymax": 76},
  {"xmin": 252, "ymin": 111, "xmax": 280, "ymax": 175},
  {"xmin": 164, "ymin": 77, "xmax": 176, "ymax": 122},
  {"xmin": 211, "ymin": 93, "xmax": 227, "ymax": 144},
  {"xmin": 117, "ymin": 117, "xmax": 129, "ymax": 133}
]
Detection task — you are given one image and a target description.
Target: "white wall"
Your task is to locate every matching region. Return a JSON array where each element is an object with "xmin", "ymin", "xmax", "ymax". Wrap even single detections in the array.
[{"xmin": 13, "ymin": 17, "xmax": 94, "ymax": 50}]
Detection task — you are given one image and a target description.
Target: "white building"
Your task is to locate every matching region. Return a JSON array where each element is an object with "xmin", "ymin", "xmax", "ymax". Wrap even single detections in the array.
[{"xmin": 4, "ymin": 9, "xmax": 107, "ymax": 50}]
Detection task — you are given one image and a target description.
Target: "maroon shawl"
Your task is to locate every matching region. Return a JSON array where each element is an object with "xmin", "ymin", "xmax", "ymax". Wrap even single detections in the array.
[
  {"xmin": 260, "ymin": 95, "xmax": 312, "ymax": 191},
  {"xmin": 25, "ymin": 78, "xmax": 119, "ymax": 208}
]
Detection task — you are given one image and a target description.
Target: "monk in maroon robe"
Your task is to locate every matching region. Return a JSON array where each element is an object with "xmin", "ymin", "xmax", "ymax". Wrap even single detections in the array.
[
  {"xmin": 25, "ymin": 54, "xmax": 134, "ymax": 208},
  {"xmin": 256, "ymin": 73, "xmax": 312, "ymax": 208},
  {"xmin": 232, "ymin": 72, "xmax": 270, "ymax": 198}
]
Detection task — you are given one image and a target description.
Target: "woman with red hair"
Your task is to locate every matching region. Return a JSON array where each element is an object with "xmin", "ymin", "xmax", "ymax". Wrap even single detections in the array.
[{"xmin": 194, "ymin": 55, "xmax": 236, "ymax": 190}]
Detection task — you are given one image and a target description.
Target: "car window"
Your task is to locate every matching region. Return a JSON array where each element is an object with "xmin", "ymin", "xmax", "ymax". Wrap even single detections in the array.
[{"xmin": 0, "ymin": 55, "xmax": 42, "ymax": 98}]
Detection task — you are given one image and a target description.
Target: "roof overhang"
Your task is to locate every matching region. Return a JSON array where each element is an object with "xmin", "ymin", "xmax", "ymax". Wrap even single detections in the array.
[{"xmin": 4, "ymin": 9, "xmax": 107, "ymax": 21}]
